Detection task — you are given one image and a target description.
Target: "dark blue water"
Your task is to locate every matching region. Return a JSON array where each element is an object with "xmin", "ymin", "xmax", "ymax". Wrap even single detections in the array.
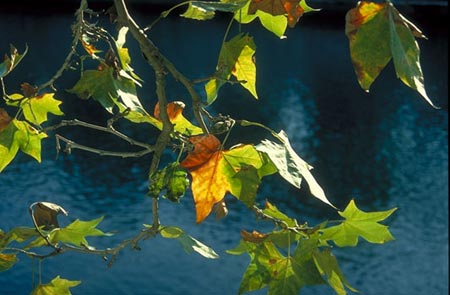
[{"xmin": 1, "ymin": 4, "xmax": 448, "ymax": 295}]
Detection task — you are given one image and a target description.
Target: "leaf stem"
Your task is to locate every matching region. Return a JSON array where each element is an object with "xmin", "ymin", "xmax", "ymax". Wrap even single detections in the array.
[{"xmin": 144, "ymin": 1, "xmax": 191, "ymax": 32}]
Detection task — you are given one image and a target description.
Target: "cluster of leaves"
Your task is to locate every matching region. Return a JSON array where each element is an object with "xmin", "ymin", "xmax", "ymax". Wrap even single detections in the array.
[{"xmin": 0, "ymin": 0, "xmax": 436, "ymax": 294}]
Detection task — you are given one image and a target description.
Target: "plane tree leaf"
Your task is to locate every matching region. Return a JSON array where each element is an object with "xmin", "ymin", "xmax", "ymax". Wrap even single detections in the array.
[
  {"xmin": 205, "ymin": 33, "xmax": 257, "ymax": 105},
  {"xmin": 69, "ymin": 65, "xmax": 143, "ymax": 113},
  {"xmin": 247, "ymin": 0, "xmax": 318, "ymax": 28},
  {"xmin": 180, "ymin": 135, "xmax": 275, "ymax": 222},
  {"xmin": 256, "ymin": 130, "xmax": 335, "ymax": 208},
  {"xmin": 235, "ymin": 0, "xmax": 288, "ymax": 38},
  {"xmin": 0, "ymin": 227, "xmax": 38, "ymax": 248},
  {"xmin": 181, "ymin": 0, "xmax": 248, "ymax": 20},
  {"xmin": 0, "ymin": 44, "xmax": 28, "ymax": 78},
  {"xmin": 154, "ymin": 101, "xmax": 203, "ymax": 136},
  {"xmin": 320, "ymin": 199, "xmax": 397, "ymax": 247},
  {"xmin": 0, "ymin": 115, "xmax": 47, "ymax": 173},
  {"xmin": 312, "ymin": 248, "xmax": 357, "ymax": 295},
  {"xmin": 159, "ymin": 226, "xmax": 219, "ymax": 259},
  {"xmin": 9, "ymin": 93, "xmax": 64, "ymax": 125},
  {"xmin": 148, "ymin": 162, "xmax": 190, "ymax": 202},
  {"xmin": 346, "ymin": 1, "xmax": 437, "ymax": 108},
  {"xmin": 31, "ymin": 276, "xmax": 81, "ymax": 295},
  {"xmin": 228, "ymin": 237, "xmax": 325, "ymax": 295},
  {"xmin": 0, "ymin": 253, "xmax": 17, "ymax": 272}
]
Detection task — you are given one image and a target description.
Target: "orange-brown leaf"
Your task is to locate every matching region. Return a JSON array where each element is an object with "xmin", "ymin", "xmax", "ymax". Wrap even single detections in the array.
[
  {"xmin": 0, "ymin": 108, "xmax": 12, "ymax": 132},
  {"xmin": 241, "ymin": 229, "xmax": 269, "ymax": 243},
  {"xmin": 189, "ymin": 151, "xmax": 230, "ymax": 223},
  {"xmin": 21, "ymin": 82, "xmax": 38, "ymax": 98},
  {"xmin": 154, "ymin": 101, "xmax": 185, "ymax": 121},
  {"xmin": 345, "ymin": 1, "xmax": 386, "ymax": 36},
  {"xmin": 180, "ymin": 134, "xmax": 221, "ymax": 170},
  {"xmin": 249, "ymin": 0, "xmax": 304, "ymax": 28},
  {"xmin": 81, "ymin": 39, "xmax": 100, "ymax": 56}
]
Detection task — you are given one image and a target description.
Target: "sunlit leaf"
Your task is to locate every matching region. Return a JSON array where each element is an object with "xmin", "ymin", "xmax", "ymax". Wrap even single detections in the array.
[
  {"xmin": 205, "ymin": 33, "xmax": 257, "ymax": 104},
  {"xmin": 0, "ymin": 118, "xmax": 47, "ymax": 173},
  {"xmin": 45, "ymin": 217, "xmax": 111, "ymax": 247},
  {"xmin": 0, "ymin": 253, "xmax": 18, "ymax": 272},
  {"xmin": 346, "ymin": 1, "xmax": 437, "ymax": 108},
  {"xmin": 312, "ymin": 248, "xmax": 358, "ymax": 295},
  {"xmin": 256, "ymin": 130, "xmax": 335, "ymax": 208},
  {"xmin": 181, "ymin": 0, "xmax": 248, "ymax": 20},
  {"xmin": 320, "ymin": 199, "xmax": 397, "ymax": 247},
  {"xmin": 247, "ymin": 0, "xmax": 318, "ymax": 28},
  {"xmin": 69, "ymin": 66, "xmax": 143, "ymax": 113},
  {"xmin": 160, "ymin": 226, "xmax": 219, "ymax": 259},
  {"xmin": 181, "ymin": 138, "xmax": 272, "ymax": 222},
  {"xmin": 31, "ymin": 276, "xmax": 81, "ymax": 295},
  {"xmin": 154, "ymin": 101, "xmax": 203, "ymax": 136},
  {"xmin": 12, "ymin": 93, "xmax": 64, "ymax": 125},
  {"xmin": 0, "ymin": 44, "xmax": 28, "ymax": 78},
  {"xmin": 262, "ymin": 200, "xmax": 297, "ymax": 228},
  {"xmin": 115, "ymin": 27, "xmax": 143, "ymax": 84}
]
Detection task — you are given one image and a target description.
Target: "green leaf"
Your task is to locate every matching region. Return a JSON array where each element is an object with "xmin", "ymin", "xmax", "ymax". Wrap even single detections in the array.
[
  {"xmin": 262, "ymin": 200, "xmax": 298, "ymax": 228},
  {"xmin": 181, "ymin": 1, "xmax": 248, "ymax": 20},
  {"xmin": 0, "ymin": 119, "xmax": 47, "ymax": 173},
  {"xmin": 205, "ymin": 33, "xmax": 257, "ymax": 104},
  {"xmin": 346, "ymin": 1, "xmax": 437, "ymax": 108},
  {"xmin": 229, "ymin": 239, "xmax": 325, "ymax": 295},
  {"xmin": 160, "ymin": 226, "xmax": 219, "ymax": 259},
  {"xmin": 115, "ymin": 27, "xmax": 143, "ymax": 84},
  {"xmin": 256, "ymin": 130, "xmax": 335, "ymax": 208},
  {"xmin": 0, "ymin": 44, "xmax": 28, "ymax": 78},
  {"xmin": 221, "ymin": 145, "xmax": 275, "ymax": 206},
  {"xmin": 69, "ymin": 66, "xmax": 144, "ymax": 113},
  {"xmin": 320, "ymin": 199, "xmax": 397, "ymax": 247},
  {"xmin": 50, "ymin": 217, "xmax": 111, "ymax": 247},
  {"xmin": 313, "ymin": 248, "xmax": 357, "ymax": 295},
  {"xmin": 16, "ymin": 93, "xmax": 64, "ymax": 125},
  {"xmin": 234, "ymin": 0, "xmax": 288, "ymax": 38},
  {"xmin": 148, "ymin": 162, "xmax": 190, "ymax": 202},
  {"xmin": 31, "ymin": 276, "xmax": 81, "ymax": 295},
  {"xmin": 0, "ymin": 227, "xmax": 38, "ymax": 248},
  {"xmin": 0, "ymin": 253, "xmax": 18, "ymax": 272}
]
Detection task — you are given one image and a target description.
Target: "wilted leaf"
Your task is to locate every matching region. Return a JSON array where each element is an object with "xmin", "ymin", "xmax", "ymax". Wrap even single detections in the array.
[
  {"xmin": 0, "ymin": 119, "xmax": 47, "ymax": 173},
  {"xmin": 346, "ymin": 1, "xmax": 437, "ymax": 108},
  {"xmin": 205, "ymin": 33, "xmax": 257, "ymax": 104},
  {"xmin": 180, "ymin": 134, "xmax": 221, "ymax": 170},
  {"xmin": 0, "ymin": 253, "xmax": 18, "ymax": 272},
  {"xmin": 160, "ymin": 226, "xmax": 219, "ymax": 259},
  {"xmin": 0, "ymin": 44, "xmax": 28, "ymax": 78},
  {"xmin": 31, "ymin": 276, "xmax": 81, "ymax": 295},
  {"xmin": 32, "ymin": 202, "xmax": 68, "ymax": 230},
  {"xmin": 320, "ymin": 199, "xmax": 397, "ymax": 247},
  {"xmin": 256, "ymin": 130, "xmax": 335, "ymax": 208}
]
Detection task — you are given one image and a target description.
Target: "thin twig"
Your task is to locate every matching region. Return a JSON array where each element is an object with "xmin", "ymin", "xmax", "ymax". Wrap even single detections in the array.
[{"xmin": 37, "ymin": 0, "xmax": 88, "ymax": 92}]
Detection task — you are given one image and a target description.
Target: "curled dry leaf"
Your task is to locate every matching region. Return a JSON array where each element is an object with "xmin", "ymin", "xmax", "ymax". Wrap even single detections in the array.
[
  {"xmin": 240, "ymin": 229, "xmax": 268, "ymax": 243},
  {"xmin": 32, "ymin": 202, "xmax": 68, "ymax": 230}
]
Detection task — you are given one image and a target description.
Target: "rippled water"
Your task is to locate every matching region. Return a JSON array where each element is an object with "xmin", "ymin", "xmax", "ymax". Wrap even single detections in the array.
[{"xmin": 1, "ymin": 5, "xmax": 448, "ymax": 295}]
